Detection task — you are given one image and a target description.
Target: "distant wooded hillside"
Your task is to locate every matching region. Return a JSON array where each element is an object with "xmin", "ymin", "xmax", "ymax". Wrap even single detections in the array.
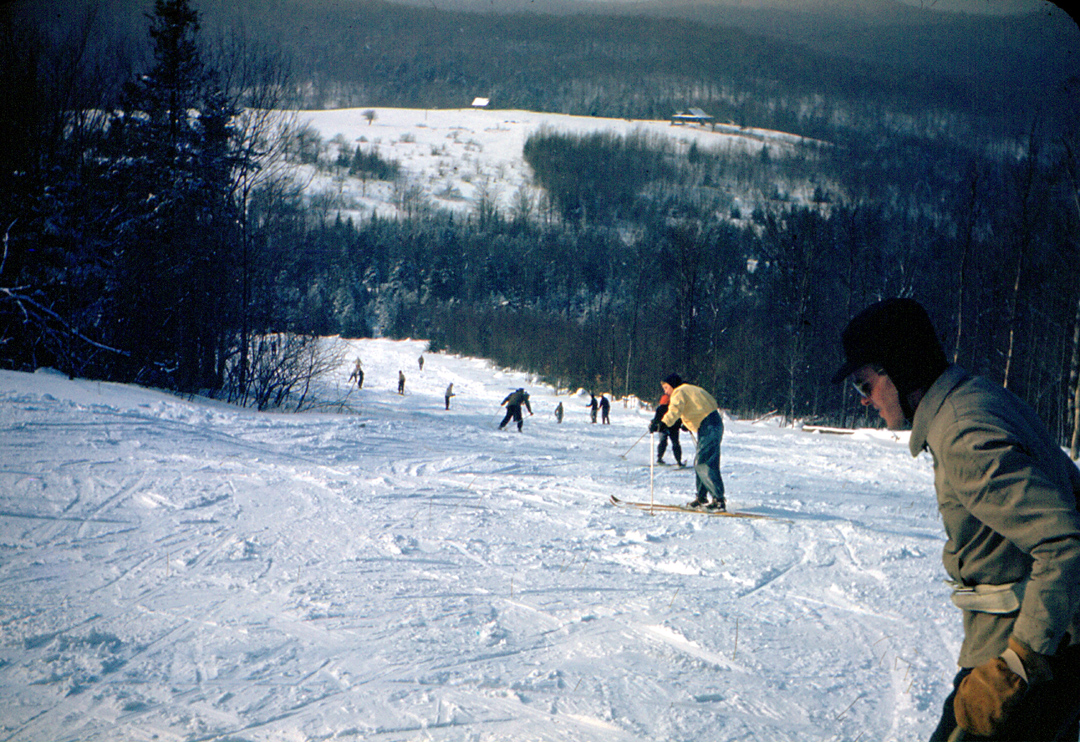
[{"xmin": 19, "ymin": 0, "xmax": 1079, "ymax": 147}]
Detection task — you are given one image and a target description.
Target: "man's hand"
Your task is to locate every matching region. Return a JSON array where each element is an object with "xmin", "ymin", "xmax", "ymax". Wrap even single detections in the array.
[
  {"xmin": 954, "ymin": 638, "xmax": 1051, "ymax": 736},
  {"xmin": 954, "ymin": 656, "xmax": 1026, "ymax": 736}
]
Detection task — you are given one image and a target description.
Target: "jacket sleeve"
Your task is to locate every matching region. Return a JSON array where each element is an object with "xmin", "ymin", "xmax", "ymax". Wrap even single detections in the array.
[
  {"xmin": 661, "ymin": 394, "xmax": 683, "ymax": 429},
  {"xmin": 940, "ymin": 418, "xmax": 1080, "ymax": 655},
  {"xmin": 651, "ymin": 404, "xmax": 668, "ymax": 427}
]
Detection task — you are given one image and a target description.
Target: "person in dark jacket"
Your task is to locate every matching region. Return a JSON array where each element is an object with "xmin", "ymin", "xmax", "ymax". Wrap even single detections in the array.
[
  {"xmin": 587, "ymin": 394, "xmax": 598, "ymax": 423},
  {"xmin": 651, "ymin": 391, "xmax": 684, "ymax": 466},
  {"xmin": 599, "ymin": 394, "xmax": 611, "ymax": 424},
  {"xmin": 833, "ymin": 298, "xmax": 1080, "ymax": 741},
  {"xmin": 554, "ymin": 401, "xmax": 564, "ymax": 423},
  {"xmin": 499, "ymin": 388, "xmax": 533, "ymax": 431}
]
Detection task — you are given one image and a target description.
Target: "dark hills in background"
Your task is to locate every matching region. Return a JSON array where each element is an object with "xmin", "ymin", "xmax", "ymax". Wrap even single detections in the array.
[
  {"xmin": 367, "ymin": 0, "xmax": 1078, "ymax": 131},
  {"xmin": 21, "ymin": 0, "xmax": 1080, "ymax": 143}
]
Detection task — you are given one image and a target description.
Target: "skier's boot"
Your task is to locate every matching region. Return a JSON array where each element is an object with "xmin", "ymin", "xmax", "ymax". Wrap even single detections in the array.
[
  {"xmin": 685, "ymin": 497, "xmax": 707, "ymax": 509},
  {"xmin": 705, "ymin": 499, "xmax": 726, "ymax": 512}
]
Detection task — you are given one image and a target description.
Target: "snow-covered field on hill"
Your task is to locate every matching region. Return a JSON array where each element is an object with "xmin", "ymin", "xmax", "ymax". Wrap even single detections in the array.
[
  {"xmin": 295, "ymin": 107, "xmax": 824, "ymax": 221},
  {"xmin": 1, "ymin": 337, "xmax": 966, "ymax": 741}
]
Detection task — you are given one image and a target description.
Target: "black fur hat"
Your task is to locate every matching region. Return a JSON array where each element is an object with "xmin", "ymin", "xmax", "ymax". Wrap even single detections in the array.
[
  {"xmin": 662, "ymin": 373, "xmax": 684, "ymax": 388},
  {"xmin": 832, "ymin": 298, "xmax": 948, "ymax": 418}
]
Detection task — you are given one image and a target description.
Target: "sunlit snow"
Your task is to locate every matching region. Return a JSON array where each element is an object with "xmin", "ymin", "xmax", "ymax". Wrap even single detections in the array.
[{"xmin": 1, "ymin": 336, "xmax": 972, "ymax": 741}]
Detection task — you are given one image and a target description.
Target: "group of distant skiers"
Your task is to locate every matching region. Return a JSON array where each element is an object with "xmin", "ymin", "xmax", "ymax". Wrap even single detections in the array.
[
  {"xmin": 504, "ymin": 374, "xmax": 726, "ymax": 514},
  {"xmin": 348, "ymin": 352, "xmax": 721, "ymax": 510}
]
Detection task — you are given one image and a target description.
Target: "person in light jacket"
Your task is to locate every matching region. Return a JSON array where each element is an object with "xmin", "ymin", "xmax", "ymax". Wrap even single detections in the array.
[
  {"xmin": 651, "ymin": 373, "xmax": 724, "ymax": 511},
  {"xmin": 833, "ymin": 298, "xmax": 1080, "ymax": 741}
]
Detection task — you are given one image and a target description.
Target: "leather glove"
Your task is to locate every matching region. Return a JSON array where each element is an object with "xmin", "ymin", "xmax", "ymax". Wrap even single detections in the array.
[
  {"xmin": 954, "ymin": 655, "xmax": 1026, "ymax": 736},
  {"xmin": 648, "ymin": 420, "xmax": 659, "ymax": 433},
  {"xmin": 954, "ymin": 637, "xmax": 1051, "ymax": 737}
]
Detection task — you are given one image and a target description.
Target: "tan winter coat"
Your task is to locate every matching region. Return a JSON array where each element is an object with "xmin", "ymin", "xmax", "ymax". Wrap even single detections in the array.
[
  {"xmin": 909, "ymin": 365, "xmax": 1080, "ymax": 667},
  {"xmin": 661, "ymin": 384, "xmax": 719, "ymax": 433}
]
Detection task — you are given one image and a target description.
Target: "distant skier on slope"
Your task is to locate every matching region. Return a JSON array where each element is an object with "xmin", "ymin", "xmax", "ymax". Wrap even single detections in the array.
[
  {"xmin": 599, "ymin": 394, "xmax": 610, "ymax": 424},
  {"xmin": 348, "ymin": 358, "xmax": 364, "ymax": 389},
  {"xmin": 444, "ymin": 382, "xmax": 455, "ymax": 410},
  {"xmin": 498, "ymin": 388, "xmax": 533, "ymax": 432},
  {"xmin": 587, "ymin": 394, "xmax": 598, "ymax": 423}
]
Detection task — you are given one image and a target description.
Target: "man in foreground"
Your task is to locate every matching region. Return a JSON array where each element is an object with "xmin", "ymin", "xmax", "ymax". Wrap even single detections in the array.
[{"xmin": 832, "ymin": 297, "xmax": 1080, "ymax": 741}]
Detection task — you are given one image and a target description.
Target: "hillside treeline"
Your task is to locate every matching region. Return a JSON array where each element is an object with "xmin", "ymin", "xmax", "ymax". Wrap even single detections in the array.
[{"xmin": 0, "ymin": 0, "xmax": 308, "ymax": 407}]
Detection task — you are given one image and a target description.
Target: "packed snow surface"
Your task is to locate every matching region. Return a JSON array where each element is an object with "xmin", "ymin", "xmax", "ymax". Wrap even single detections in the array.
[{"xmin": 1, "ymin": 338, "xmax": 965, "ymax": 741}]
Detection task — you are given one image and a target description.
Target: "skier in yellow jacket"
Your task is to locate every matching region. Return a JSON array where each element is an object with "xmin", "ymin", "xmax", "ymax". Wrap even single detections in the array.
[{"xmin": 650, "ymin": 373, "xmax": 725, "ymax": 511}]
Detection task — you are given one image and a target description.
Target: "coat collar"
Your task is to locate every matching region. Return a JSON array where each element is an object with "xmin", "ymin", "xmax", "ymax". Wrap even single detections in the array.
[{"xmin": 908, "ymin": 365, "xmax": 969, "ymax": 457}]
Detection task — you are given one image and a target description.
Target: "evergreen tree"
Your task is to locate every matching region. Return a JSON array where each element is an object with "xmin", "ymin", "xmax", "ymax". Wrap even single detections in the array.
[{"xmin": 107, "ymin": 0, "xmax": 240, "ymax": 390}]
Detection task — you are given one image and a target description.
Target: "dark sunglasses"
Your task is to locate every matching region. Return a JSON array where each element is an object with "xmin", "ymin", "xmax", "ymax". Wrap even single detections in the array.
[{"xmin": 851, "ymin": 366, "xmax": 885, "ymax": 398}]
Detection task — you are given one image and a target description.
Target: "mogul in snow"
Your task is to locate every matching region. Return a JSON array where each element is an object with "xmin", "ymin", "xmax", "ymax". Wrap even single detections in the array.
[
  {"xmin": 650, "ymin": 373, "xmax": 725, "ymax": 511},
  {"xmin": 833, "ymin": 298, "xmax": 1080, "ymax": 741},
  {"xmin": 498, "ymin": 388, "xmax": 533, "ymax": 432}
]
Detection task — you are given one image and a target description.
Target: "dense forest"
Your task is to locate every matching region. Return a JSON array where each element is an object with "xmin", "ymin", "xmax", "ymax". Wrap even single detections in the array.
[{"xmin": 4, "ymin": 0, "xmax": 1080, "ymax": 451}]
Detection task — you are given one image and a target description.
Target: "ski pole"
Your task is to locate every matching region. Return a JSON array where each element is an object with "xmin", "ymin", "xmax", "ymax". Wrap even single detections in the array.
[
  {"xmin": 649, "ymin": 432, "xmax": 655, "ymax": 510},
  {"xmin": 620, "ymin": 430, "xmax": 649, "ymax": 459}
]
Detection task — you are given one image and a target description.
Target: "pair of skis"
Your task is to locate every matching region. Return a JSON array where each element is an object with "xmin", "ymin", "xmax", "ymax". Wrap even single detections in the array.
[
  {"xmin": 609, "ymin": 494, "xmax": 783, "ymax": 521},
  {"xmin": 619, "ymin": 431, "xmax": 783, "ymax": 521}
]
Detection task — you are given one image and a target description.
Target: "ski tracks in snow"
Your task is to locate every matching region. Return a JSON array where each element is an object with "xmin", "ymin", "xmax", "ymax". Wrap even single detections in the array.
[{"xmin": 0, "ymin": 350, "xmax": 957, "ymax": 741}]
